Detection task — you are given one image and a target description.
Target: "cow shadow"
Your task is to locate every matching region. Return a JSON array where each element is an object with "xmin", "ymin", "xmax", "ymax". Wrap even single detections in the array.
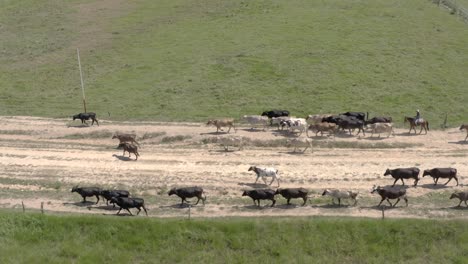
[
  {"xmin": 238, "ymin": 182, "xmax": 269, "ymax": 188},
  {"xmin": 444, "ymin": 205, "xmax": 468, "ymax": 210},
  {"xmin": 312, "ymin": 203, "xmax": 356, "ymax": 209},
  {"xmin": 360, "ymin": 205, "xmax": 402, "ymax": 211},
  {"xmin": 448, "ymin": 141, "xmax": 468, "ymax": 145},
  {"xmin": 66, "ymin": 123, "xmax": 91, "ymax": 128},
  {"xmin": 334, "ymin": 132, "xmax": 356, "ymax": 138},
  {"xmin": 275, "ymin": 203, "xmax": 306, "ymax": 209},
  {"xmin": 271, "ymin": 131, "xmax": 296, "ymax": 138},
  {"xmin": 363, "ymin": 136, "xmax": 388, "ymax": 141},
  {"xmin": 240, "ymin": 128, "xmax": 266, "ymax": 133},
  {"xmin": 112, "ymin": 154, "xmax": 133, "ymax": 161},
  {"xmin": 199, "ymin": 131, "xmax": 231, "ymax": 135},
  {"xmin": 160, "ymin": 203, "xmax": 203, "ymax": 209},
  {"xmin": 394, "ymin": 132, "xmax": 420, "ymax": 137},
  {"xmin": 63, "ymin": 201, "xmax": 96, "ymax": 208},
  {"xmin": 94, "ymin": 205, "xmax": 118, "ymax": 211},
  {"xmin": 243, "ymin": 204, "xmax": 275, "ymax": 210},
  {"xmin": 418, "ymin": 184, "xmax": 451, "ymax": 190}
]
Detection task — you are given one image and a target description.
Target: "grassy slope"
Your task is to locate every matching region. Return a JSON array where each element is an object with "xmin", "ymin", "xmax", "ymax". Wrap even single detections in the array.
[
  {"xmin": 0, "ymin": 212, "xmax": 466, "ymax": 263},
  {"xmin": 0, "ymin": 0, "xmax": 467, "ymax": 125}
]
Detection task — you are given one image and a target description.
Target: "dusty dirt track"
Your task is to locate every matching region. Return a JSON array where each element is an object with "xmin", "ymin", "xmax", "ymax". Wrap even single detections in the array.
[{"xmin": 0, "ymin": 116, "xmax": 467, "ymax": 219}]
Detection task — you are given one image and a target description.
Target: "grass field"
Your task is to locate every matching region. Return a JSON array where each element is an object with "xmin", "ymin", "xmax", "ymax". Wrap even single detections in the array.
[
  {"xmin": 0, "ymin": 211, "xmax": 466, "ymax": 263},
  {"xmin": 0, "ymin": 0, "xmax": 468, "ymax": 126}
]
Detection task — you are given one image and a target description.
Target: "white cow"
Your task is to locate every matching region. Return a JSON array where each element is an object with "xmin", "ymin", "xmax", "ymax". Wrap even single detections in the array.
[
  {"xmin": 367, "ymin": 122, "xmax": 394, "ymax": 138},
  {"xmin": 322, "ymin": 189, "xmax": 359, "ymax": 206},
  {"xmin": 286, "ymin": 138, "xmax": 313, "ymax": 153},
  {"xmin": 243, "ymin": 115, "xmax": 269, "ymax": 131},
  {"xmin": 248, "ymin": 166, "xmax": 280, "ymax": 187}
]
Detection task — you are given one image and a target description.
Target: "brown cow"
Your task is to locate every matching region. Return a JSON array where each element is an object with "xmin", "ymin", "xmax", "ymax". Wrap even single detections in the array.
[
  {"xmin": 118, "ymin": 142, "xmax": 140, "ymax": 160},
  {"xmin": 206, "ymin": 119, "xmax": 236, "ymax": 133}
]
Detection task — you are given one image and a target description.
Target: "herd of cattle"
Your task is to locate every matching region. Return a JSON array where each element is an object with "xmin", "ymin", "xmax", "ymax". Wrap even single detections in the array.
[
  {"xmin": 70, "ymin": 111, "xmax": 468, "ymax": 216},
  {"xmin": 71, "ymin": 165, "xmax": 468, "ymax": 216}
]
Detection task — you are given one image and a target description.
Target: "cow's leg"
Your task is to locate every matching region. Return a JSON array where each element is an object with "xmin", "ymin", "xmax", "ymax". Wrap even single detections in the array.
[
  {"xmin": 270, "ymin": 198, "xmax": 276, "ymax": 207},
  {"xmin": 195, "ymin": 197, "xmax": 200, "ymax": 205},
  {"xmin": 95, "ymin": 195, "xmax": 100, "ymax": 204},
  {"xmin": 126, "ymin": 208, "xmax": 133, "ymax": 216},
  {"xmin": 287, "ymin": 198, "xmax": 291, "ymax": 205},
  {"xmin": 377, "ymin": 198, "xmax": 385, "ymax": 207},
  {"xmin": 464, "ymin": 200, "xmax": 468, "ymax": 207},
  {"xmin": 465, "ymin": 134, "xmax": 468, "ymax": 141},
  {"xmin": 142, "ymin": 205, "xmax": 148, "ymax": 216},
  {"xmin": 434, "ymin": 177, "xmax": 438, "ymax": 185},
  {"xmin": 180, "ymin": 198, "xmax": 185, "ymax": 207},
  {"xmin": 454, "ymin": 177, "xmax": 459, "ymax": 186},
  {"xmin": 444, "ymin": 178, "xmax": 452, "ymax": 185},
  {"xmin": 393, "ymin": 198, "xmax": 401, "ymax": 207},
  {"xmin": 136, "ymin": 207, "xmax": 141, "ymax": 215},
  {"xmin": 254, "ymin": 175, "xmax": 260, "ymax": 184},
  {"xmin": 82, "ymin": 196, "xmax": 87, "ymax": 203},
  {"xmin": 269, "ymin": 177, "xmax": 275, "ymax": 185},
  {"xmin": 386, "ymin": 199, "xmax": 393, "ymax": 207},
  {"xmin": 392, "ymin": 178, "xmax": 398, "ymax": 187},
  {"xmin": 338, "ymin": 198, "xmax": 341, "ymax": 206},
  {"xmin": 117, "ymin": 207, "xmax": 122, "ymax": 215},
  {"xmin": 257, "ymin": 199, "xmax": 261, "ymax": 207},
  {"xmin": 457, "ymin": 200, "xmax": 462, "ymax": 207},
  {"xmin": 302, "ymin": 197, "xmax": 307, "ymax": 206},
  {"xmin": 400, "ymin": 178, "xmax": 405, "ymax": 186}
]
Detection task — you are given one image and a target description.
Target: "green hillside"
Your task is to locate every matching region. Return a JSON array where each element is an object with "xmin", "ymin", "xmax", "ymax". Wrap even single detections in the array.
[{"xmin": 1, "ymin": 0, "xmax": 467, "ymax": 125}]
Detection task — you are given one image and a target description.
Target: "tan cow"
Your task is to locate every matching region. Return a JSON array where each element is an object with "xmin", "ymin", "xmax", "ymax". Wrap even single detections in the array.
[{"xmin": 206, "ymin": 119, "xmax": 236, "ymax": 133}]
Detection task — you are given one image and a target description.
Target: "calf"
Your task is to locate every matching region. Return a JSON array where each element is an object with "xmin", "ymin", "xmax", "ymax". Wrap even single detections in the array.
[
  {"xmin": 322, "ymin": 189, "xmax": 358, "ymax": 206},
  {"xmin": 242, "ymin": 189, "xmax": 276, "ymax": 207},
  {"xmin": 72, "ymin": 112, "xmax": 99, "ymax": 126},
  {"xmin": 207, "ymin": 119, "xmax": 236, "ymax": 133},
  {"xmin": 71, "ymin": 186, "xmax": 101, "ymax": 204},
  {"xmin": 100, "ymin": 190, "xmax": 130, "ymax": 206},
  {"xmin": 423, "ymin": 168, "xmax": 458, "ymax": 186},
  {"xmin": 384, "ymin": 167, "xmax": 420, "ymax": 187},
  {"xmin": 113, "ymin": 133, "xmax": 139, "ymax": 146},
  {"xmin": 275, "ymin": 188, "xmax": 308, "ymax": 206},
  {"xmin": 118, "ymin": 142, "xmax": 140, "ymax": 160},
  {"xmin": 371, "ymin": 185, "xmax": 408, "ymax": 207},
  {"xmin": 168, "ymin": 187, "xmax": 206, "ymax": 206},
  {"xmin": 111, "ymin": 197, "xmax": 148, "ymax": 216},
  {"xmin": 449, "ymin": 191, "xmax": 468, "ymax": 207},
  {"xmin": 365, "ymin": 116, "xmax": 393, "ymax": 125}
]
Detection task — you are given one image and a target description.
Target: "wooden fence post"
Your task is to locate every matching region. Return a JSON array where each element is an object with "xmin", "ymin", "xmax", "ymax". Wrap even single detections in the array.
[
  {"xmin": 21, "ymin": 201, "xmax": 25, "ymax": 213},
  {"xmin": 41, "ymin": 202, "xmax": 44, "ymax": 214}
]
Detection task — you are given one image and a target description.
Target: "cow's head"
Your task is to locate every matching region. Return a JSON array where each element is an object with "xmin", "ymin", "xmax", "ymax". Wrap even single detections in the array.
[
  {"xmin": 422, "ymin": 170, "xmax": 431, "ymax": 177},
  {"xmin": 449, "ymin": 193, "xmax": 459, "ymax": 200},
  {"xmin": 460, "ymin": 124, "xmax": 467, "ymax": 131},
  {"xmin": 370, "ymin": 185, "xmax": 380, "ymax": 194},
  {"xmin": 247, "ymin": 166, "xmax": 256, "ymax": 172},
  {"xmin": 383, "ymin": 169, "xmax": 391, "ymax": 176},
  {"xmin": 71, "ymin": 185, "xmax": 79, "ymax": 193},
  {"xmin": 242, "ymin": 191, "xmax": 249, "ymax": 196},
  {"xmin": 168, "ymin": 188, "xmax": 177, "ymax": 196},
  {"xmin": 321, "ymin": 189, "xmax": 330, "ymax": 196},
  {"xmin": 274, "ymin": 189, "xmax": 282, "ymax": 195},
  {"xmin": 261, "ymin": 112, "xmax": 268, "ymax": 116},
  {"xmin": 72, "ymin": 114, "xmax": 79, "ymax": 120}
]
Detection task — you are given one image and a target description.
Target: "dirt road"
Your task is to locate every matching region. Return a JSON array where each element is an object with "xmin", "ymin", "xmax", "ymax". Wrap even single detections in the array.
[{"xmin": 0, "ymin": 116, "xmax": 467, "ymax": 219}]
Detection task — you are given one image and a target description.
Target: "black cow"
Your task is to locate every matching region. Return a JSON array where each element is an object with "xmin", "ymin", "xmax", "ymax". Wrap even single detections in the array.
[
  {"xmin": 337, "ymin": 118, "xmax": 365, "ymax": 136},
  {"xmin": 71, "ymin": 186, "xmax": 102, "ymax": 204},
  {"xmin": 423, "ymin": 168, "xmax": 458, "ymax": 186},
  {"xmin": 72, "ymin": 112, "xmax": 99, "ymax": 126},
  {"xmin": 111, "ymin": 197, "xmax": 148, "ymax": 216},
  {"xmin": 384, "ymin": 167, "xmax": 420, "ymax": 187},
  {"xmin": 365, "ymin": 116, "xmax": 393, "ymax": 125},
  {"xmin": 275, "ymin": 188, "xmax": 308, "ymax": 206},
  {"xmin": 261, "ymin": 110, "xmax": 290, "ymax": 119},
  {"xmin": 340, "ymin": 112, "xmax": 366, "ymax": 121},
  {"xmin": 100, "ymin": 190, "xmax": 130, "ymax": 206},
  {"xmin": 168, "ymin": 187, "xmax": 206, "ymax": 206},
  {"xmin": 371, "ymin": 186, "xmax": 408, "ymax": 207},
  {"xmin": 242, "ymin": 189, "xmax": 276, "ymax": 207}
]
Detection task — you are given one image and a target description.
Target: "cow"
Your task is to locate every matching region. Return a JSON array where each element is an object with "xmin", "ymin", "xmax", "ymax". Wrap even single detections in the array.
[
  {"xmin": 271, "ymin": 116, "xmax": 294, "ymax": 130},
  {"xmin": 422, "ymin": 168, "xmax": 458, "ymax": 186},
  {"xmin": 286, "ymin": 138, "xmax": 313, "ymax": 153},
  {"xmin": 206, "ymin": 119, "xmax": 236, "ymax": 133},
  {"xmin": 168, "ymin": 187, "xmax": 206, "ymax": 206},
  {"xmin": 337, "ymin": 118, "xmax": 365, "ymax": 136},
  {"xmin": 366, "ymin": 123, "xmax": 394, "ymax": 138},
  {"xmin": 371, "ymin": 185, "xmax": 408, "ymax": 207},
  {"xmin": 365, "ymin": 116, "xmax": 393, "ymax": 125},
  {"xmin": 340, "ymin": 112, "xmax": 367, "ymax": 121},
  {"xmin": 275, "ymin": 188, "xmax": 309, "ymax": 206},
  {"xmin": 384, "ymin": 167, "xmax": 420, "ymax": 187},
  {"xmin": 261, "ymin": 110, "xmax": 290, "ymax": 119},
  {"xmin": 243, "ymin": 115, "xmax": 269, "ymax": 131},
  {"xmin": 449, "ymin": 191, "xmax": 468, "ymax": 207},
  {"xmin": 306, "ymin": 114, "xmax": 333, "ymax": 124},
  {"xmin": 460, "ymin": 124, "xmax": 468, "ymax": 141},
  {"xmin": 118, "ymin": 142, "xmax": 140, "ymax": 160},
  {"xmin": 322, "ymin": 189, "xmax": 359, "ymax": 206},
  {"xmin": 100, "ymin": 190, "xmax": 130, "ymax": 207},
  {"xmin": 112, "ymin": 133, "xmax": 139, "ymax": 146},
  {"xmin": 72, "ymin": 112, "xmax": 99, "ymax": 126},
  {"xmin": 242, "ymin": 189, "xmax": 276, "ymax": 207},
  {"xmin": 111, "ymin": 197, "xmax": 148, "ymax": 216},
  {"xmin": 216, "ymin": 135, "xmax": 244, "ymax": 151},
  {"xmin": 283, "ymin": 118, "xmax": 308, "ymax": 136},
  {"xmin": 307, "ymin": 122, "xmax": 337, "ymax": 137},
  {"xmin": 248, "ymin": 166, "xmax": 280, "ymax": 187},
  {"xmin": 71, "ymin": 186, "xmax": 101, "ymax": 204}
]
